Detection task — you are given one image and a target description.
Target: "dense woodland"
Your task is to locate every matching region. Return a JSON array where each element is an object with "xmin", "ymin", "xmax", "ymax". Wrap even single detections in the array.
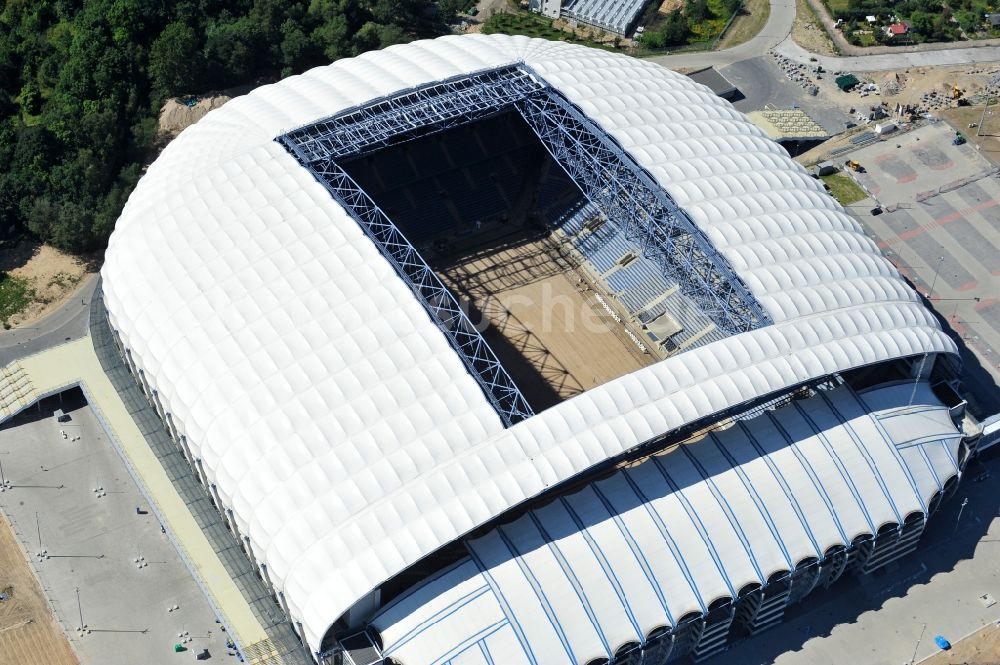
[
  {"xmin": 638, "ymin": 0, "xmax": 742, "ymax": 50},
  {"xmin": 0, "ymin": 0, "xmax": 458, "ymax": 253}
]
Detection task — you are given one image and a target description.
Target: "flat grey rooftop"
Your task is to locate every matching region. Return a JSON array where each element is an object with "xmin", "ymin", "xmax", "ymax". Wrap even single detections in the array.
[{"xmin": 0, "ymin": 394, "xmax": 233, "ymax": 665}]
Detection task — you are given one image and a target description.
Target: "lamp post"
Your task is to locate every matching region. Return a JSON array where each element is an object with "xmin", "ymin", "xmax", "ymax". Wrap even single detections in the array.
[
  {"xmin": 953, "ymin": 497, "xmax": 969, "ymax": 535},
  {"xmin": 927, "ymin": 255, "xmax": 944, "ymax": 299}
]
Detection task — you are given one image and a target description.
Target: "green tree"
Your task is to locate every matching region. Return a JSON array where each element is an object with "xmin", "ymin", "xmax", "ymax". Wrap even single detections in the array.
[
  {"xmin": 686, "ymin": 0, "xmax": 711, "ymax": 23},
  {"xmin": 149, "ymin": 22, "xmax": 203, "ymax": 99}
]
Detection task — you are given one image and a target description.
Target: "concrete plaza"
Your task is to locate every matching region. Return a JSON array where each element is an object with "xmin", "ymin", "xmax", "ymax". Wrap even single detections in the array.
[
  {"xmin": 0, "ymin": 394, "xmax": 233, "ymax": 664},
  {"xmin": 845, "ymin": 122, "xmax": 1000, "ymax": 415}
]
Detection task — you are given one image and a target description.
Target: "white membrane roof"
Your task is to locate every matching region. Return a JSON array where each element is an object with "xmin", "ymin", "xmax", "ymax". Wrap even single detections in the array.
[
  {"xmin": 101, "ymin": 34, "xmax": 957, "ymax": 651},
  {"xmin": 372, "ymin": 382, "xmax": 962, "ymax": 665}
]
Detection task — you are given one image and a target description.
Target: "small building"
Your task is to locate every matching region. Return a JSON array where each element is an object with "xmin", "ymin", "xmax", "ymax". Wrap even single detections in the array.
[
  {"xmin": 886, "ymin": 22, "xmax": 908, "ymax": 36},
  {"xmin": 836, "ymin": 74, "xmax": 861, "ymax": 91},
  {"xmin": 875, "ymin": 121, "xmax": 898, "ymax": 135},
  {"xmin": 988, "ymin": 13, "xmax": 1000, "ymax": 27},
  {"xmin": 815, "ymin": 161, "xmax": 838, "ymax": 176},
  {"xmin": 528, "ymin": 0, "xmax": 562, "ymax": 19},
  {"xmin": 686, "ymin": 66, "xmax": 741, "ymax": 101},
  {"xmin": 866, "ymin": 14, "xmax": 877, "ymax": 23},
  {"xmin": 748, "ymin": 107, "xmax": 829, "ymax": 155}
]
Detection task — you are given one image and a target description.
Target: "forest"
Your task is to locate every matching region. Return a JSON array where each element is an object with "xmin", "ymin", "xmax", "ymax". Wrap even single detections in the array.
[{"xmin": 0, "ymin": 0, "xmax": 456, "ymax": 253}]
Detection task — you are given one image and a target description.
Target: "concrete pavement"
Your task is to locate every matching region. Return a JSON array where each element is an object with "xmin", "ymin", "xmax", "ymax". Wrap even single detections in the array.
[
  {"xmin": 776, "ymin": 38, "xmax": 1000, "ymax": 72},
  {"xmin": 646, "ymin": 0, "xmax": 796, "ymax": 70},
  {"xmin": 646, "ymin": 0, "xmax": 1000, "ymax": 73},
  {"xmin": 0, "ymin": 274, "xmax": 97, "ymax": 365},
  {"xmin": 0, "ymin": 396, "xmax": 234, "ymax": 665},
  {"xmin": 3, "ymin": 338, "xmax": 275, "ymax": 660}
]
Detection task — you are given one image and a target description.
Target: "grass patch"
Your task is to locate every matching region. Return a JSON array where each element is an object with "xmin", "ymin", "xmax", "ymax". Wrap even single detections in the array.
[
  {"xmin": 482, "ymin": 12, "xmax": 613, "ymax": 49},
  {"xmin": 853, "ymin": 31, "xmax": 876, "ymax": 46},
  {"xmin": 821, "ymin": 173, "xmax": 868, "ymax": 205},
  {"xmin": 47, "ymin": 271, "xmax": 81, "ymax": 290},
  {"xmin": 0, "ymin": 274, "xmax": 35, "ymax": 328},
  {"xmin": 716, "ymin": 0, "xmax": 771, "ymax": 49},
  {"xmin": 688, "ymin": 0, "xmax": 729, "ymax": 40},
  {"xmin": 824, "ymin": 0, "xmax": 849, "ymax": 12}
]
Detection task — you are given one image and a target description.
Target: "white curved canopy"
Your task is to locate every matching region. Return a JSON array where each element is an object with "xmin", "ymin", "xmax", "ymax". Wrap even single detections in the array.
[
  {"xmin": 371, "ymin": 382, "xmax": 962, "ymax": 665},
  {"xmin": 101, "ymin": 34, "xmax": 956, "ymax": 652}
]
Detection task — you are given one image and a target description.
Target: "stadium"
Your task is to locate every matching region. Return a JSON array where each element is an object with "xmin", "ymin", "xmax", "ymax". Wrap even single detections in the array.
[{"xmin": 101, "ymin": 35, "xmax": 973, "ymax": 665}]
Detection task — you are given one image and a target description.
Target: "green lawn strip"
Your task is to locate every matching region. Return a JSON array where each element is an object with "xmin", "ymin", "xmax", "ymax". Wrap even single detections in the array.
[
  {"xmin": 0, "ymin": 274, "xmax": 35, "ymax": 328},
  {"xmin": 482, "ymin": 12, "xmax": 614, "ymax": 49},
  {"xmin": 716, "ymin": 0, "xmax": 771, "ymax": 49},
  {"xmin": 821, "ymin": 173, "xmax": 868, "ymax": 205}
]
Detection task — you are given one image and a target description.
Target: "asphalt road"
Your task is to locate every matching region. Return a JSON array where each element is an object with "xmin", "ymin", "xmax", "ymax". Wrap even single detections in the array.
[
  {"xmin": 648, "ymin": 0, "xmax": 1000, "ymax": 72},
  {"xmin": 0, "ymin": 274, "xmax": 98, "ymax": 365}
]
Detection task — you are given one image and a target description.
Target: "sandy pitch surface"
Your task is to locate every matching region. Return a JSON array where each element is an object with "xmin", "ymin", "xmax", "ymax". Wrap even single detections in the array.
[
  {"xmin": 439, "ymin": 235, "xmax": 651, "ymax": 410},
  {"xmin": 0, "ymin": 513, "xmax": 78, "ymax": 665}
]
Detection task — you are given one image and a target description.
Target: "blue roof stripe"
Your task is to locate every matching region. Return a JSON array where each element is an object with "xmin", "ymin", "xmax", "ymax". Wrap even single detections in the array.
[
  {"xmin": 764, "ymin": 411, "xmax": 851, "ymax": 544},
  {"xmin": 370, "ymin": 555, "xmax": 472, "ymax": 619},
  {"xmin": 620, "ymin": 469, "xmax": 708, "ymax": 613},
  {"xmin": 496, "ymin": 526, "xmax": 578, "ymax": 664},
  {"xmin": 650, "ymin": 455, "xmax": 738, "ymax": 600},
  {"xmin": 813, "ymin": 393, "xmax": 906, "ymax": 524},
  {"xmin": 479, "ymin": 640, "xmax": 496, "ymax": 665},
  {"xmin": 844, "ymin": 389, "xmax": 931, "ymax": 512},
  {"xmin": 918, "ymin": 445, "xmax": 944, "ymax": 491},
  {"xmin": 876, "ymin": 405, "xmax": 951, "ymax": 421},
  {"xmin": 707, "ymin": 432, "xmax": 794, "ymax": 568},
  {"xmin": 734, "ymin": 421, "xmax": 824, "ymax": 559},
  {"xmin": 526, "ymin": 511, "xmax": 614, "ymax": 659},
  {"xmin": 383, "ymin": 584, "xmax": 491, "ymax": 655},
  {"xmin": 429, "ymin": 619, "xmax": 508, "ymax": 665},
  {"xmin": 678, "ymin": 445, "xmax": 767, "ymax": 583},
  {"xmin": 556, "ymin": 497, "xmax": 645, "ymax": 645},
  {"xmin": 895, "ymin": 434, "xmax": 962, "ymax": 449},
  {"xmin": 465, "ymin": 546, "xmax": 539, "ymax": 665},
  {"xmin": 590, "ymin": 483, "xmax": 676, "ymax": 628},
  {"xmin": 790, "ymin": 402, "xmax": 879, "ymax": 533}
]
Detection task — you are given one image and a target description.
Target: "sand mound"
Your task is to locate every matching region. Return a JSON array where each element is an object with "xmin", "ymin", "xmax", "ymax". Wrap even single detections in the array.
[{"xmin": 158, "ymin": 95, "xmax": 231, "ymax": 139}]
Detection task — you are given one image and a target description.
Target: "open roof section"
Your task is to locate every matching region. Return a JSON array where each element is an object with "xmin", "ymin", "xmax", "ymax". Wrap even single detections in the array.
[{"xmin": 277, "ymin": 64, "xmax": 770, "ymax": 427}]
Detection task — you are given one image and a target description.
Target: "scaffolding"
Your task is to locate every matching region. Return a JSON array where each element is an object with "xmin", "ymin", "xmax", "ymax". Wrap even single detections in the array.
[{"xmin": 277, "ymin": 64, "xmax": 770, "ymax": 426}]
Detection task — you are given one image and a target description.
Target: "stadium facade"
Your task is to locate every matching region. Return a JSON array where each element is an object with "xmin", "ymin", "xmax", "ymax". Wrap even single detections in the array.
[{"xmin": 101, "ymin": 35, "xmax": 973, "ymax": 665}]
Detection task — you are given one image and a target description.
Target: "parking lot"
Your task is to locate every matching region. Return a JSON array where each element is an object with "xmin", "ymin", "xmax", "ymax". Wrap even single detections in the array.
[
  {"xmin": 0, "ymin": 390, "xmax": 234, "ymax": 665},
  {"xmin": 843, "ymin": 121, "xmax": 1000, "ymax": 414}
]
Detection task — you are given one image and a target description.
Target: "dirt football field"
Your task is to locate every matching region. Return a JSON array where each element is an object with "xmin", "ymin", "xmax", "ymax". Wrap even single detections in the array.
[{"xmin": 0, "ymin": 512, "xmax": 78, "ymax": 665}]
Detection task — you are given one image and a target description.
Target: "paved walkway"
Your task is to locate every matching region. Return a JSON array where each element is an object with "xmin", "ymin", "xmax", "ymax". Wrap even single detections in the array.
[
  {"xmin": 776, "ymin": 38, "xmax": 1000, "ymax": 71},
  {"xmin": 0, "ymin": 274, "xmax": 98, "ymax": 365},
  {"xmin": 2, "ymin": 338, "xmax": 274, "ymax": 660},
  {"xmin": 646, "ymin": 0, "xmax": 1000, "ymax": 72}
]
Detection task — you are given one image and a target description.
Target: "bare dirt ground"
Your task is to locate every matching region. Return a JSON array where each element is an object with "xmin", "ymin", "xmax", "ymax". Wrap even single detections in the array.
[
  {"xmin": 2, "ymin": 242, "xmax": 95, "ymax": 328},
  {"xmin": 941, "ymin": 104, "xmax": 1000, "ymax": 166},
  {"xmin": 0, "ymin": 513, "xmax": 78, "ymax": 665},
  {"xmin": 438, "ymin": 234, "xmax": 651, "ymax": 411},
  {"xmin": 871, "ymin": 65, "xmax": 1000, "ymax": 110},
  {"xmin": 792, "ymin": 64, "xmax": 1000, "ymax": 166},
  {"xmin": 920, "ymin": 622, "xmax": 1000, "ymax": 665},
  {"xmin": 792, "ymin": 0, "xmax": 838, "ymax": 55},
  {"xmin": 157, "ymin": 95, "xmax": 232, "ymax": 140}
]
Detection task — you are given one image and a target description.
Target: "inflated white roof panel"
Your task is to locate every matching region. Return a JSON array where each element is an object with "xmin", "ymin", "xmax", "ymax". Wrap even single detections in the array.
[
  {"xmin": 101, "ymin": 34, "xmax": 956, "ymax": 651},
  {"xmin": 372, "ymin": 383, "xmax": 962, "ymax": 665}
]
